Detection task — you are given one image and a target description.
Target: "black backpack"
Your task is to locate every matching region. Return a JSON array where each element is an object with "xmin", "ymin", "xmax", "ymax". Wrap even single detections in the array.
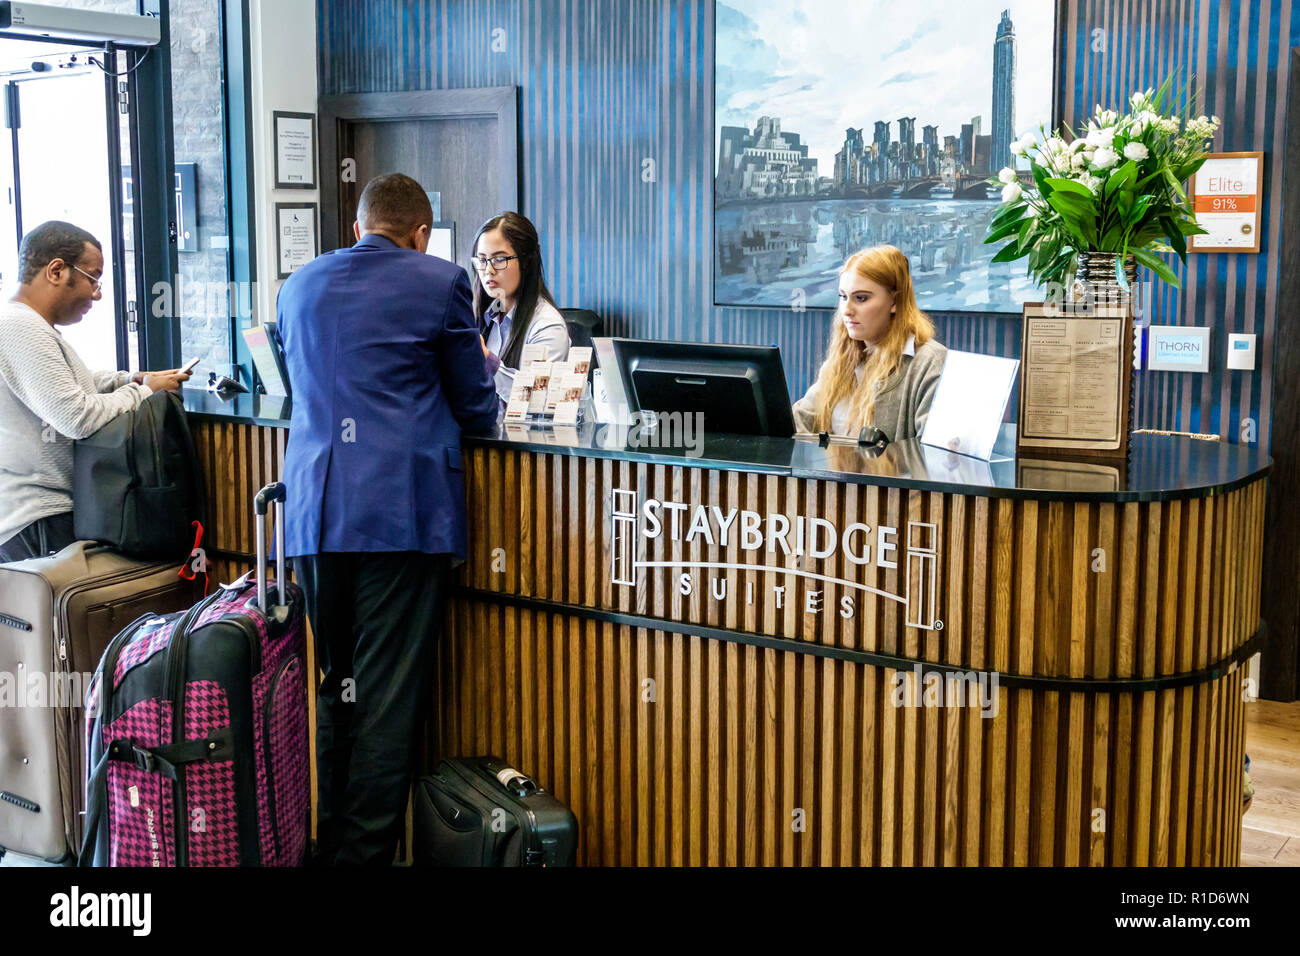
[{"xmin": 73, "ymin": 389, "xmax": 205, "ymax": 559}]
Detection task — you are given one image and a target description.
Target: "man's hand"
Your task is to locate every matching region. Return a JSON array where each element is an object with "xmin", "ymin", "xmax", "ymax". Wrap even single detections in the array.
[{"xmin": 140, "ymin": 368, "xmax": 192, "ymax": 392}]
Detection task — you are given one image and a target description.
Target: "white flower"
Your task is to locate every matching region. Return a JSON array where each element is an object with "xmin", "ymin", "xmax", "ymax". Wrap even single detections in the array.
[
  {"xmin": 1086, "ymin": 127, "xmax": 1116, "ymax": 149},
  {"xmin": 1123, "ymin": 141, "xmax": 1150, "ymax": 161},
  {"xmin": 1001, "ymin": 182, "xmax": 1022, "ymax": 203},
  {"xmin": 1092, "ymin": 147, "xmax": 1120, "ymax": 169},
  {"xmin": 1047, "ymin": 136, "xmax": 1066, "ymax": 154},
  {"xmin": 1082, "ymin": 174, "xmax": 1104, "ymax": 194},
  {"xmin": 1159, "ymin": 116, "xmax": 1181, "ymax": 135},
  {"xmin": 1070, "ymin": 138, "xmax": 1088, "ymax": 151},
  {"xmin": 1083, "ymin": 148, "xmax": 1097, "ymax": 163},
  {"xmin": 1010, "ymin": 139, "xmax": 1027, "ymax": 157},
  {"xmin": 1071, "ymin": 151, "xmax": 1086, "ymax": 169},
  {"xmin": 1094, "ymin": 107, "xmax": 1119, "ymax": 126},
  {"xmin": 1183, "ymin": 114, "xmax": 1221, "ymax": 143},
  {"xmin": 998, "ymin": 166, "xmax": 1018, "ymax": 184}
]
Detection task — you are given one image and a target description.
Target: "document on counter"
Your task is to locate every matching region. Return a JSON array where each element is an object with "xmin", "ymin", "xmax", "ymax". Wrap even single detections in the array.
[
  {"xmin": 504, "ymin": 369, "xmax": 537, "ymax": 423},
  {"xmin": 1019, "ymin": 308, "xmax": 1124, "ymax": 446},
  {"xmin": 920, "ymin": 349, "xmax": 1019, "ymax": 461}
]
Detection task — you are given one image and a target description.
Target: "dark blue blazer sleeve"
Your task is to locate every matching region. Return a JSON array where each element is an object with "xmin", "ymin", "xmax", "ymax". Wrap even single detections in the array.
[{"xmin": 439, "ymin": 269, "xmax": 498, "ymax": 435}]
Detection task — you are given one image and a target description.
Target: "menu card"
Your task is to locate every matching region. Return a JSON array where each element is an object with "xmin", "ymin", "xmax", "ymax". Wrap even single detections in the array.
[{"xmin": 1018, "ymin": 303, "xmax": 1126, "ymax": 450}]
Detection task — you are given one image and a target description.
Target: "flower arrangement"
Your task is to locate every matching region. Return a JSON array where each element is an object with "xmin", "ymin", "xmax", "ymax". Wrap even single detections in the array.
[{"xmin": 984, "ymin": 78, "xmax": 1220, "ymax": 295}]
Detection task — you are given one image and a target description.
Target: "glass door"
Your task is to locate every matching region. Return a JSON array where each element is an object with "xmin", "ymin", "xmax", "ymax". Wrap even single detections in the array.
[{"xmin": 1, "ymin": 41, "xmax": 127, "ymax": 371}]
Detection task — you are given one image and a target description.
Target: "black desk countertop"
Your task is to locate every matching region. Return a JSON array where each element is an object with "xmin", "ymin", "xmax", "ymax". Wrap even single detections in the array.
[
  {"xmin": 183, "ymin": 389, "xmax": 1270, "ymax": 503},
  {"xmin": 183, "ymin": 387, "xmax": 291, "ymax": 428}
]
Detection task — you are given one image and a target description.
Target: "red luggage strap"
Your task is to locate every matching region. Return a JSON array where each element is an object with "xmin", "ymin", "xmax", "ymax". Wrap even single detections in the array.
[{"xmin": 177, "ymin": 520, "xmax": 209, "ymax": 594}]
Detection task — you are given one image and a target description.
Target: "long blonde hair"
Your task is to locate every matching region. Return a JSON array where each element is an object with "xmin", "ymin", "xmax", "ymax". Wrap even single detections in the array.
[{"xmin": 812, "ymin": 245, "xmax": 934, "ymax": 433}]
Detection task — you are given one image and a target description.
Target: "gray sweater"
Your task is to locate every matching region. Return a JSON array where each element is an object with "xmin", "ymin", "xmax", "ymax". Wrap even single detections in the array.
[
  {"xmin": 0, "ymin": 301, "xmax": 152, "ymax": 545},
  {"xmin": 792, "ymin": 338, "xmax": 948, "ymax": 442}
]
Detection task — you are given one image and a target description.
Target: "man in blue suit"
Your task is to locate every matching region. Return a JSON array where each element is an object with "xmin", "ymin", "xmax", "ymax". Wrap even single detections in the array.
[{"xmin": 275, "ymin": 173, "xmax": 497, "ymax": 866}]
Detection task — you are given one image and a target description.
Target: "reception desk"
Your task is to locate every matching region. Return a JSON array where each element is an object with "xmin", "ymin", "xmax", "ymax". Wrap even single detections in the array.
[{"xmin": 184, "ymin": 390, "xmax": 1269, "ymax": 867}]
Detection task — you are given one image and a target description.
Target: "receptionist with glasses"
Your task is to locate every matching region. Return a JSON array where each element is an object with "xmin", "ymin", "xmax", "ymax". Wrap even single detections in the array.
[{"xmin": 469, "ymin": 211, "xmax": 569, "ymax": 405}]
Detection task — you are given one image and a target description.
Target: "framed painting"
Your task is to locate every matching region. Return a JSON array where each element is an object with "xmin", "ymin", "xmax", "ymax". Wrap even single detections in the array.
[{"xmin": 714, "ymin": 0, "xmax": 1061, "ymax": 313}]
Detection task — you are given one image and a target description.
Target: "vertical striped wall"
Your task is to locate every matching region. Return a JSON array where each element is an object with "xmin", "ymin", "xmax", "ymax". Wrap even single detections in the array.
[
  {"xmin": 1063, "ymin": 0, "xmax": 1297, "ymax": 449},
  {"xmin": 317, "ymin": 0, "xmax": 1294, "ymax": 447}
]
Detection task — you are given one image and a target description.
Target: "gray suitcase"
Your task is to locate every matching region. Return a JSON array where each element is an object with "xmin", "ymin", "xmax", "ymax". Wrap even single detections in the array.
[{"xmin": 0, "ymin": 541, "xmax": 202, "ymax": 862}]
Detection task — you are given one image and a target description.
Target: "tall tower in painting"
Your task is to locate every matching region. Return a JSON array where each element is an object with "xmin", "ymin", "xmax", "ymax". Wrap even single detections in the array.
[{"xmin": 992, "ymin": 9, "xmax": 1016, "ymax": 172}]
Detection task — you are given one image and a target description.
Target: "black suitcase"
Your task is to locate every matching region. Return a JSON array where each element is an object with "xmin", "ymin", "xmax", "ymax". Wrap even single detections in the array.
[{"xmin": 413, "ymin": 757, "xmax": 577, "ymax": 867}]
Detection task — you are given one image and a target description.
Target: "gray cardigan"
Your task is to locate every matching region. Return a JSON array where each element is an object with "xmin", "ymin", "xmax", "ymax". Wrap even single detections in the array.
[
  {"xmin": 0, "ymin": 301, "xmax": 152, "ymax": 545},
  {"xmin": 792, "ymin": 338, "xmax": 948, "ymax": 442}
]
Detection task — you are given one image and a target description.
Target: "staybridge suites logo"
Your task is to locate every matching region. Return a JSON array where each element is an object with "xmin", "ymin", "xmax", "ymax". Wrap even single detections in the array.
[{"xmin": 609, "ymin": 489, "xmax": 942, "ymax": 630}]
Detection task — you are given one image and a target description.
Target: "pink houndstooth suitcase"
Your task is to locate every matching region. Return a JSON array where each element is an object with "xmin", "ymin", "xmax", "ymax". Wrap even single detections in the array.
[{"xmin": 80, "ymin": 482, "xmax": 309, "ymax": 866}]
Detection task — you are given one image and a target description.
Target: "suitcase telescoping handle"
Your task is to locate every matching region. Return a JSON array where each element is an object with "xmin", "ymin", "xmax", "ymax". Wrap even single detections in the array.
[{"xmin": 253, "ymin": 482, "xmax": 287, "ymax": 614}]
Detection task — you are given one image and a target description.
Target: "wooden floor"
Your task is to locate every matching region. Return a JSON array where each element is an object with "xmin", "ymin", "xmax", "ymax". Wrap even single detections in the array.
[{"xmin": 1242, "ymin": 699, "xmax": 1300, "ymax": 866}]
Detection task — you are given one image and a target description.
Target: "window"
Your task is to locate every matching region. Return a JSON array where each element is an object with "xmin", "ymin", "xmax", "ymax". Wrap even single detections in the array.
[{"xmin": 1, "ymin": 0, "xmax": 251, "ymax": 383}]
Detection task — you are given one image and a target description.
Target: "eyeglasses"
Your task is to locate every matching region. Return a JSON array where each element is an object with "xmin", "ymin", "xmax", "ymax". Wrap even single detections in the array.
[
  {"xmin": 70, "ymin": 264, "xmax": 103, "ymax": 293},
  {"xmin": 471, "ymin": 254, "xmax": 521, "ymax": 273}
]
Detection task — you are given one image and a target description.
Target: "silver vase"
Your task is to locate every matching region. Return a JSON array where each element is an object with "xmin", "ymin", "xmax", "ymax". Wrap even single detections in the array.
[{"xmin": 1071, "ymin": 251, "xmax": 1139, "ymax": 310}]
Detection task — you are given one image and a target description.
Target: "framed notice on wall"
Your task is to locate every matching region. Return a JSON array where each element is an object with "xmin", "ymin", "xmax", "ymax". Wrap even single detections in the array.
[
  {"xmin": 1188, "ymin": 152, "xmax": 1263, "ymax": 253},
  {"xmin": 275, "ymin": 202, "xmax": 318, "ymax": 278},
  {"xmin": 1016, "ymin": 302, "xmax": 1134, "ymax": 460},
  {"xmin": 274, "ymin": 110, "xmax": 317, "ymax": 189}
]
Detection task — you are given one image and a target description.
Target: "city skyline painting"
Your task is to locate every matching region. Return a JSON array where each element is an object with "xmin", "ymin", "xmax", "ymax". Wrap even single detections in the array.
[{"xmin": 714, "ymin": 1, "xmax": 1058, "ymax": 314}]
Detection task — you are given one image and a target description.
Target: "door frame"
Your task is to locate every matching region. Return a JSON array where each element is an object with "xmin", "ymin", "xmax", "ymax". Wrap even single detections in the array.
[
  {"xmin": 0, "ymin": 41, "xmax": 135, "ymax": 369},
  {"xmin": 317, "ymin": 87, "xmax": 519, "ymax": 252}
]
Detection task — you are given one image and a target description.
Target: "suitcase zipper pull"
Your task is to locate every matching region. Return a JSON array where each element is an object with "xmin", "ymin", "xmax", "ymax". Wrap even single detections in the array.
[{"xmin": 59, "ymin": 637, "xmax": 67, "ymax": 662}]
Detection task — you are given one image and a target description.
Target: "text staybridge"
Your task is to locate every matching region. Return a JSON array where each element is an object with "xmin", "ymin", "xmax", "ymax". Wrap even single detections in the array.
[{"xmin": 609, "ymin": 489, "xmax": 1000, "ymax": 716}]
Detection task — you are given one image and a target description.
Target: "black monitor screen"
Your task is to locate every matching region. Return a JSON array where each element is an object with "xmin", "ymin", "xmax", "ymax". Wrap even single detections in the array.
[{"xmin": 610, "ymin": 339, "xmax": 795, "ymax": 438}]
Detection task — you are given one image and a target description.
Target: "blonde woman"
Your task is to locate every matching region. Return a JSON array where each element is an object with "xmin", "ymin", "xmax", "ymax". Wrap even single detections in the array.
[{"xmin": 792, "ymin": 245, "xmax": 947, "ymax": 441}]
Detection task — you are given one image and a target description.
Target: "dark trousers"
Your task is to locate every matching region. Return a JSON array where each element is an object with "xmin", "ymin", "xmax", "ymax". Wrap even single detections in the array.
[
  {"xmin": 0, "ymin": 511, "xmax": 76, "ymax": 564},
  {"xmin": 293, "ymin": 550, "xmax": 452, "ymax": 867}
]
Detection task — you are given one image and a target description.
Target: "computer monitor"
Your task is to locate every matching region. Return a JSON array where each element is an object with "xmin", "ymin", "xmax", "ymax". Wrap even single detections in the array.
[{"xmin": 609, "ymin": 339, "xmax": 796, "ymax": 438}]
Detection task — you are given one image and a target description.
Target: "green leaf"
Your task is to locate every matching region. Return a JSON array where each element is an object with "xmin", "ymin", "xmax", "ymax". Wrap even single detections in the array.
[
  {"xmin": 1105, "ymin": 160, "xmax": 1138, "ymax": 197},
  {"xmin": 991, "ymin": 242, "xmax": 1029, "ymax": 264},
  {"xmin": 1127, "ymin": 194, "xmax": 1156, "ymax": 227},
  {"xmin": 1114, "ymin": 258, "xmax": 1130, "ymax": 291},
  {"xmin": 1160, "ymin": 216, "xmax": 1187, "ymax": 260},
  {"xmin": 1045, "ymin": 177, "xmax": 1094, "ymax": 198},
  {"xmin": 1132, "ymin": 246, "xmax": 1181, "ymax": 287},
  {"xmin": 1032, "ymin": 163, "xmax": 1053, "ymax": 198},
  {"xmin": 1045, "ymin": 190, "xmax": 1093, "ymax": 220},
  {"xmin": 990, "ymin": 201, "xmax": 1028, "ymax": 229},
  {"xmin": 984, "ymin": 218, "xmax": 1027, "ymax": 244},
  {"xmin": 1163, "ymin": 167, "xmax": 1189, "ymax": 203}
]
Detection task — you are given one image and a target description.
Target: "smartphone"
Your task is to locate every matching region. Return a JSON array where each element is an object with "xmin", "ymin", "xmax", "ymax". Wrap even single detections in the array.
[{"xmin": 180, "ymin": 357, "xmax": 200, "ymax": 375}]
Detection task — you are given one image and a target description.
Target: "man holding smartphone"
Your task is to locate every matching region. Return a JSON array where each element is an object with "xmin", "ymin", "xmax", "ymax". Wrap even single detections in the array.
[
  {"xmin": 0, "ymin": 220, "xmax": 191, "ymax": 563},
  {"xmin": 275, "ymin": 173, "xmax": 497, "ymax": 867}
]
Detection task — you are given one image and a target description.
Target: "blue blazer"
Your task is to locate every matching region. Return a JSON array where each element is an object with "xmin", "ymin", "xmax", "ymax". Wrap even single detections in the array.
[{"xmin": 274, "ymin": 233, "xmax": 498, "ymax": 558}]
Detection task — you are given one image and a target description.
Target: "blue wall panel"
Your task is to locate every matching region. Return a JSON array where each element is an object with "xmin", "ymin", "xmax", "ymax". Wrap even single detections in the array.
[{"xmin": 318, "ymin": 0, "xmax": 1295, "ymax": 446}]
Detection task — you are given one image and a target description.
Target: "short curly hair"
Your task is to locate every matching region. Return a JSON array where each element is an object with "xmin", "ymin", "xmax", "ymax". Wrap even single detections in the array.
[{"xmin": 18, "ymin": 220, "xmax": 101, "ymax": 284}]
